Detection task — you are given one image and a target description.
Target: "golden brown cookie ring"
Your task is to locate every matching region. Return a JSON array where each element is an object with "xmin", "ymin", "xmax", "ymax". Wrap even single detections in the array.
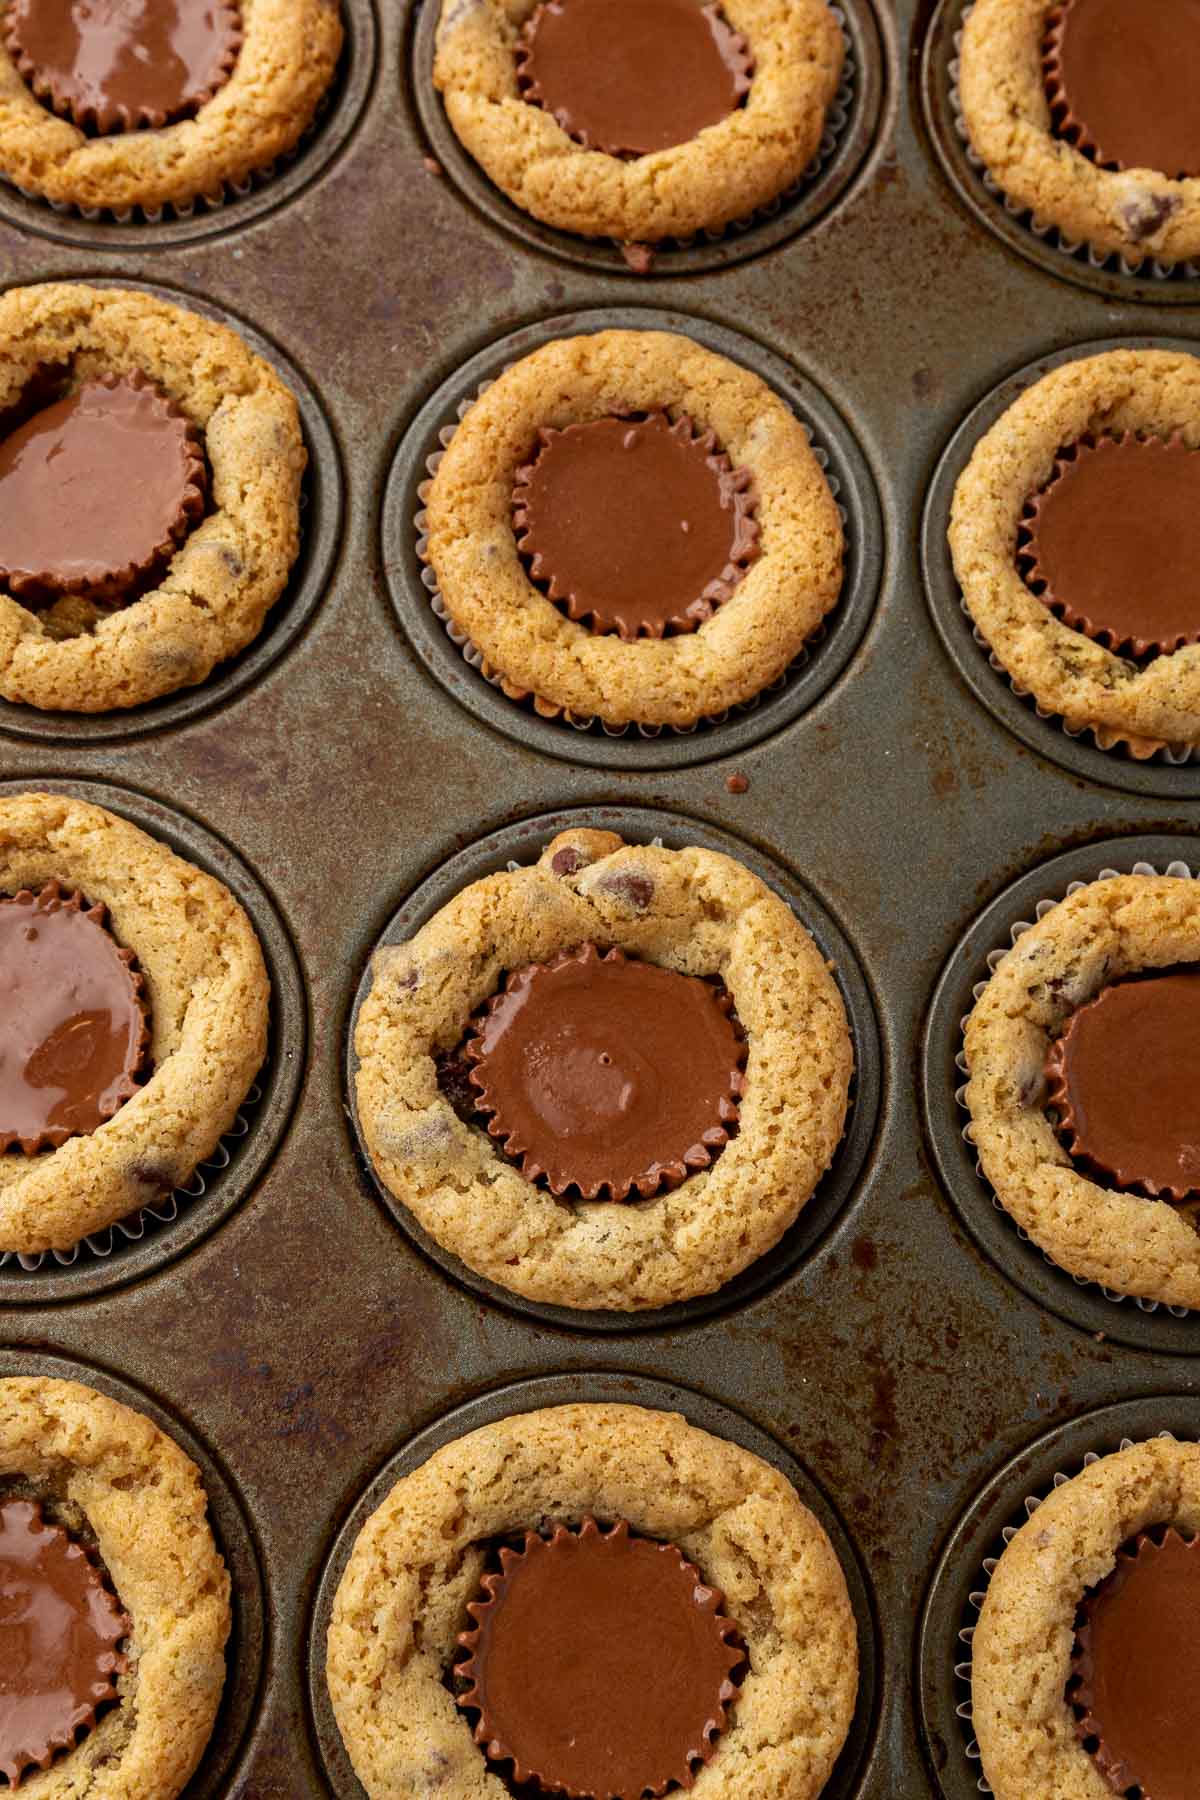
[
  {"xmin": 958, "ymin": 0, "xmax": 1200, "ymax": 263},
  {"xmin": 949, "ymin": 348, "xmax": 1200, "ymax": 756},
  {"xmin": 433, "ymin": 0, "xmax": 843, "ymax": 244},
  {"xmin": 354, "ymin": 827, "xmax": 853, "ymax": 1311},
  {"xmin": 327, "ymin": 1402, "xmax": 858, "ymax": 1800},
  {"xmin": 0, "ymin": 792, "xmax": 270, "ymax": 1256},
  {"xmin": 425, "ymin": 330, "xmax": 845, "ymax": 730},
  {"xmin": 0, "ymin": 0, "xmax": 342, "ymax": 215},
  {"xmin": 0, "ymin": 284, "xmax": 305, "ymax": 715},
  {"xmin": 0, "ymin": 1375, "xmax": 231, "ymax": 1800},
  {"xmin": 973, "ymin": 1437, "xmax": 1200, "ymax": 1800},
  {"xmin": 963, "ymin": 872, "xmax": 1200, "ymax": 1309}
]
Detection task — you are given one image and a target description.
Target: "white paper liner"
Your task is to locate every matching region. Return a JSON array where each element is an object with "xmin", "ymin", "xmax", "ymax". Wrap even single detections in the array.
[
  {"xmin": 0, "ymin": 67, "xmax": 337, "ymax": 225},
  {"xmin": 955, "ymin": 858, "xmax": 1199, "ymax": 1320},
  {"xmin": 953, "ymin": 1429, "xmax": 1187, "ymax": 1795},
  {"xmin": 631, "ymin": 4, "xmax": 857, "ymax": 258},
  {"xmin": 948, "ymin": 2, "xmax": 1200, "ymax": 283},
  {"xmin": 0, "ymin": 1079, "xmax": 262, "ymax": 1274},
  {"xmin": 957, "ymin": 598, "xmax": 1200, "ymax": 767},
  {"xmin": 413, "ymin": 377, "xmax": 848, "ymax": 739}
]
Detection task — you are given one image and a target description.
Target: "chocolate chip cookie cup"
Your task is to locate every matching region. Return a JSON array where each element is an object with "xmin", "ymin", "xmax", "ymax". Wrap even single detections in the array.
[
  {"xmin": 325, "ymin": 1398, "xmax": 859, "ymax": 1800},
  {"xmin": 421, "ymin": 328, "xmax": 845, "ymax": 733},
  {"xmin": 0, "ymin": 0, "xmax": 343, "ymax": 217},
  {"xmin": 0, "ymin": 790, "xmax": 270, "ymax": 1259},
  {"xmin": 955, "ymin": 0, "xmax": 1200, "ymax": 268},
  {"xmin": 967, "ymin": 1435, "xmax": 1200, "ymax": 1800},
  {"xmin": 0, "ymin": 1373, "xmax": 231, "ymax": 1798},
  {"xmin": 947, "ymin": 346, "xmax": 1200, "ymax": 762},
  {"xmin": 0, "ymin": 283, "xmax": 306, "ymax": 716},
  {"xmin": 960, "ymin": 863, "xmax": 1200, "ymax": 1314},
  {"xmin": 352, "ymin": 824, "xmax": 854, "ymax": 1314},
  {"xmin": 431, "ymin": 0, "xmax": 844, "ymax": 252}
]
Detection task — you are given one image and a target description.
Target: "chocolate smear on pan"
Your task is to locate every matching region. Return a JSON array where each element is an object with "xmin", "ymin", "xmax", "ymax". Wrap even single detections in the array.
[
  {"xmin": 1044, "ymin": 966, "xmax": 1200, "ymax": 1202},
  {"xmin": 1018, "ymin": 434, "xmax": 1200, "ymax": 659},
  {"xmin": 513, "ymin": 410, "xmax": 760, "ymax": 641},
  {"xmin": 4, "ymin": 0, "xmax": 242, "ymax": 135},
  {"xmin": 0, "ymin": 880, "xmax": 151, "ymax": 1155},
  {"xmin": 1071, "ymin": 1526, "xmax": 1200, "ymax": 1800},
  {"xmin": 1043, "ymin": 0, "xmax": 1200, "ymax": 180},
  {"xmin": 516, "ymin": 0, "xmax": 752, "ymax": 159},
  {"xmin": 455, "ymin": 1516, "xmax": 743, "ymax": 1799},
  {"xmin": 0, "ymin": 370, "xmax": 207, "ymax": 610},
  {"xmin": 0, "ymin": 1497, "xmax": 129, "ymax": 1788},
  {"xmin": 461, "ymin": 943, "xmax": 745, "ymax": 1201}
]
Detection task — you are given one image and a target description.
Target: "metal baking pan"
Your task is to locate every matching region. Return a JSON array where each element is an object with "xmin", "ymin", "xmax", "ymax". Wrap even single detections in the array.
[{"xmin": 1, "ymin": 0, "xmax": 1198, "ymax": 1792}]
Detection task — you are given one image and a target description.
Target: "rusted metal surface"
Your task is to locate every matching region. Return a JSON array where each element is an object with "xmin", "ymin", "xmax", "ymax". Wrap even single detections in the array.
[{"xmin": 0, "ymin": 0, "xmax": 1197, "ymax": 1793}]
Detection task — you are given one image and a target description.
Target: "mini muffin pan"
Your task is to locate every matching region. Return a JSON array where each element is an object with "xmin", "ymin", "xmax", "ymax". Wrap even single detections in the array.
[{"xmin": 1, "ymin": 0, "xmax": 1199, "ymax": 1790}]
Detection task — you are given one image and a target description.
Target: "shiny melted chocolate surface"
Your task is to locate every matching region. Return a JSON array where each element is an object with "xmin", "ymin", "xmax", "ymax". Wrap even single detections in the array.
[
  {"xmin": 0, "ymin": 1498, "xmax": 129, "ymax": 1788},
  {"xmin": 0, "ymin": 884, "xmax": 148, "ymax": 1153},
  {"xmin": 457, "ymin": 1518, "xmax": 741, "ymax": 1799},
  {"xmin": 1047, "ymin": 0, "xmax": 1200, "ymax": 178},
  {"xmin": 466, "ymin": 944, "xmax": 744, "ymax": 1200},
  {"xmin": 6, "ymin": 0, "xmax": 240, "ymax": 132},
  {"xmin": 1045, "ymin": 967, "xmax": 1200, "ymax": 1199},
  {"xmin": 519, "ymin": 0, "xmax": 749, "ymax": 157},
  {"xmin": 1074, "ymin": 1529, "xmax": 1200, "ymax": 1800}
]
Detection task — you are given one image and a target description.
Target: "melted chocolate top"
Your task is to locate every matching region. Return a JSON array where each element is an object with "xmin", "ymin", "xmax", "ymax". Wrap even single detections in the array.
[
  {"xmin": 1021, "ymin": 435, "xmax": 1200, "ymax": 657},
  {"xmin": 1073, "ymin": 1529, "xmax": 1200, "ymax": 1800},
  {"xmin": 1045, "ymin": 968, "xmax": 1200, "ymax": 1200},
  {"xmin": 456, "ymin": 1518, "xmax": 741, "ymax": 1799},
  {"xmin": 513, "ymin": 410, "xmax": 759, "ymax": 640},
  {"xmin": 0, "ymin": 373, "xmax": 205, "ymax": 606},
  {"xmin": 466, "ymin": 944, "xmax": 744, "ymax": 1201},
  {"xmin": 1045, "ymin": 0, "xmax": 1200, "ymax": 179},
  {"xmin": 0, "ymin": 883, "xmax": 149, "ymax": 1154},
  {"xmin": 0, "ymin": 1498, "xmax": 129, "ymax": 1788},
  {"xmin": 5, "ymin": 0, "xmax": 241, "ymax": 133},
  {"xmin": 518, "ymin": 0, "xmax": 751, "ymax": 157}
]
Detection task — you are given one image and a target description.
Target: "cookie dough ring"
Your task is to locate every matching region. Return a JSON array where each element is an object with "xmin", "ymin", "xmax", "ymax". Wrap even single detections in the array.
[
  {"xmin": 355, "ymin": 827, "xmax": 853, "ymax": 1311},
  {"xmin": 964, "ymin": 873, "xmax": 1200, "ymax": 1308},
  {"xmin": 0, "ymin": 1375, "xmax": 231, "ymax": 1800},
  {"xmin": 434, "ymin": 0, "xmax": 843, "ymax": 243},
  {"xmin": 328, "ymin": 1402, "xmax": 858, "ymax": 1800},
  {"xmin": 0, "ymin": 284, "xmax": 305, "ymax": 714},
  {"xmin": 949, "ymin": 349, "xmax": 1200, "ymax": 756},
  {"xmin": 0, "ymin": 791, "xmax": 270, "ymax": 1255},
  {"xmin": 973, "ymin": 1436, "xmax": 1200, "ymax": 1800},
  {"xmin": 958, "ymin": 0, "xmax": 1200, "ymax": 262},
  {"xmin": 0, "ymin": 0, "xmax": 342, "ymax": 214},
  {"xmin": 425, "ymin": 330, "xmax": 845, "ymax": 729}
]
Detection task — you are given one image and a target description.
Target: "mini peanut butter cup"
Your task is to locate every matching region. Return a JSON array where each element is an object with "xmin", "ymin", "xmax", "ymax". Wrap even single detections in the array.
[
  {"xmin": 0, "ymin": 1497, "xmax": 130, "ymax": 1788},
  {"xmin": 0, "ymin": 880, "xmax": 150, "ymax": 1156},
  {"xmin": 513, "ymin": 410, "xmax": 760, "ymax": 641},
  {"xmin": 1071, "ymin": 1527, "xmax": 1200, "ymax": 1800},
  {"xmin": 1019, "ymin": 434, "xmax": 1200, "ymax": 658},
  {"xmin": 516, "ymin": 0, "xmax": 753, "ymax": 160},
  {"xmin": 0, "ymin": 370, "xmax": 207, "ymax": 609},
  {"xmin": 455, "ymin": 1517, "xmax": 742, "ymax": 1799},
  {"xmin": 463, "ymin": 943, "xmax": 745, "ymax": 1201},
  {"xmin": 1044, "ymin": 967, "xmax": 1200, "ymax": 1202},
  {"xmin": 1043, "ymin": 0, "xmax": 1200, "ymax": 180},
  {"xmin": 4, "ymin": 0, "xmax": 242, "ymax": 135}
]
